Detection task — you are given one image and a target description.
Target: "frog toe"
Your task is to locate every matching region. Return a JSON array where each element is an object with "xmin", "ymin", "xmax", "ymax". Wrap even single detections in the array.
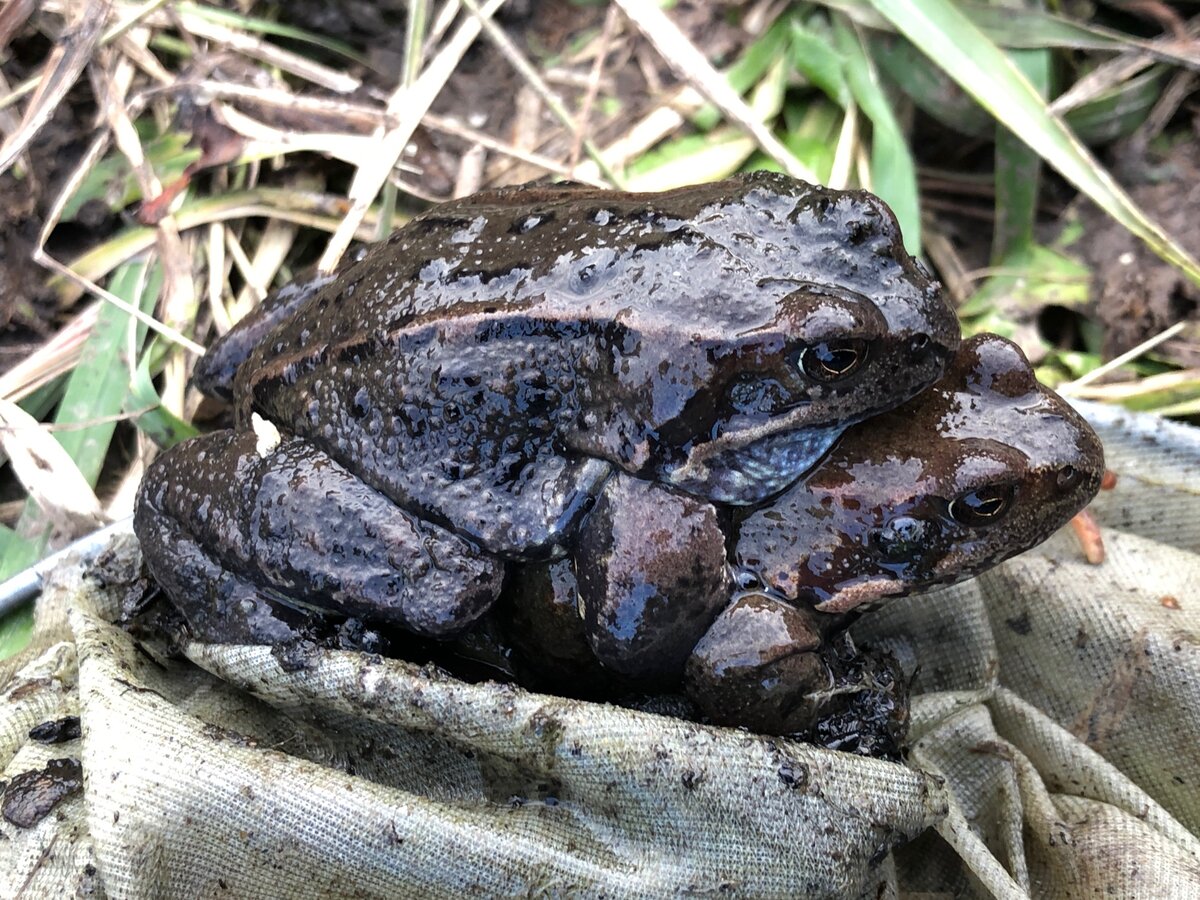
[
  {"xmin": 684, "ymin": 595, "xmax": 909, "ymax": 756},
  {"xmin": 134, "ymin": 499, "xmax": 322, "ymax": 645}
]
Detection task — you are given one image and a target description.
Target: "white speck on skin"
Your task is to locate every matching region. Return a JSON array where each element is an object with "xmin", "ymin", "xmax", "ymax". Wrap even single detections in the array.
[
  {"xmin": 1118, "ymin": 252, "xmax": 1135, "ymax": 266},
  {"xmin": 252, "ymin": 413, "xmax": 282, "ymax": 457}
]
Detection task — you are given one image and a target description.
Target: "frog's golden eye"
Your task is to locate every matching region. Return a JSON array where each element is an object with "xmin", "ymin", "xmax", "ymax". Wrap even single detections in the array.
[
  {"xmin": 948, "ymin": 484, "xmax": 1015, "ymax": 526},
  {"xmin": 798, "ymin": 339, "xmax": 868, "ymax": 383}
]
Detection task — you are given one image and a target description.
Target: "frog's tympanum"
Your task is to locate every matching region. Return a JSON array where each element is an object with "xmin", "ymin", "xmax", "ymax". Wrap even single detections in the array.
[
  {"xmin": 136, "ymin": 173, "xmax": 960, "ymax": 646},
  {"xmin": 503, "ymin": 334, "xmax": 1104, "ymax": 749}
]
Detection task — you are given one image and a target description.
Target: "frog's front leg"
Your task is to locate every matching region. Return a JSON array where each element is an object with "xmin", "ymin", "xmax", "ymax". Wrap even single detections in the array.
[
  {"xmin": 684, "ymin": 594, "xmax": 908, "ymax": 756},
  {"xmin": 684, "ymin": 594, "xmax": 829, "ymax": 735},
  {"xmin": 573, "ymin": 474, "xmax": 731, "ymax": 680},
  {"xmin": 133, "ymin": 428, "xmax": 506, "ymax": 644}
]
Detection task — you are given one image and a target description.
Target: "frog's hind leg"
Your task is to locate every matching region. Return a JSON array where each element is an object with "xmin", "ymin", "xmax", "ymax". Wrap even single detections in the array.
[
  {"xmin": 134, "ymin": 429, "xmax": 506, "ymax": 644},
  {"xmin": 135, "ymin": 504, "xmax": 319, "ymax": 645},
  {"xmin": 574, "ymin": 474, "xmax": 731, "ymax": 680}
]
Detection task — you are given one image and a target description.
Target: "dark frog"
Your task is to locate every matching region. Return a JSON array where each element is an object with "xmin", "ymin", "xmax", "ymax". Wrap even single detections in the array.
[
  {"xmin": 136, "ymin": 173, "xmax": 959, "ymax": 644},
  {"xmin": 687, "ymin": 333, "xmax": 1105, "ymax": 737},
  {"xmin": 502, "ymin": 334, "xmax": 1104, "ymax": 745}
]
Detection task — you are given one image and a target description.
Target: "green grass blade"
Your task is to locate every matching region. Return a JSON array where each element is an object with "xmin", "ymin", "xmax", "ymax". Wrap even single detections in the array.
[
  {"xmin": 789, "ymin": 19, "xmax": 850, "ymax": 107},
  {"xmin": 54, "ymin": 262, "xmax": 156, "ymax": 483},
  {"xmin": 0, "ymin": 583, "xmax": 33, "ymax": 660},
  {"xmin": 826, "ymin": 0, "xmax": 1199, "ymax": 59},
  {"xmin": 691, "ymin": 16, "xmax": 793, "ymax": 131},
  {"xmin": 867, "ymin": 0, "xmax": 1200, "ymax": 286},
  {"xmin": 175, "ymin": 1, "xmax": 367, "ymax": 64},
  {"xmin": 0, "ymin": 260, "xmax": 162, "ymax": 657},
  {"xmin": 127, "ymin": 347, "xmax": 199, "ymax": 449},
  {"xmin": 1064, "ymin": 67, "xmax": 1166, "ymax": 146},
  {"xmin": 992, "ymin": 48, "xmax": 1050, "ymax": 261},
  {"xmin": 53, "ymin": 188, "xmax": 384, "ymax": 306},
  {"xmin": 62, "ymin": 132, "xmax": 198, "ymax": 221},
  {"xmin": 0, "ymin": 518, "xmax": 40, "ymax": 585},
  {"xmin": 867, "ymin": 30, "xmax": 991, "ymax": 138},
  {"xmin": 832, "ymin": 16, "xmax": 920, "ymax": 255}
]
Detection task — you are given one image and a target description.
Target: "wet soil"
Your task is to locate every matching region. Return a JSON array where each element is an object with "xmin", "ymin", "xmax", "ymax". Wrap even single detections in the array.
[{"xmin": 1074, "ymin": 137, "xmax": 1200, "ymax": 367}]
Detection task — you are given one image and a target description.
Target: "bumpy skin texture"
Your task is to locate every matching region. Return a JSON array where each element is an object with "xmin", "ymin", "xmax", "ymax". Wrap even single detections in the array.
[
  {"xmin": 205, "ymin": 172, "xmax": 959, "ymax": 554},
  {"xmin": 191, "ymin": 272, "xmax": 337, "ymax": 402},
  {"xmin": 687, "ymin": 334, "xmax": 1105, "ymax": 735},
  {"xmin": 733, "ymin": 332, "xmax": 1107, "ymax": 614}
]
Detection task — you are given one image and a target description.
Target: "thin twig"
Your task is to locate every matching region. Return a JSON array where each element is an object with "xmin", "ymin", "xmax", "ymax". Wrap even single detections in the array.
[
  {"xmin": 1059, "ymin": 321, "xmax": 1188, "ymax": 393},
  {"xmin": 570, "ymin": 5, "xmax": 621, "ymax": 171},
  {"xmin": 318, "ymin": 0, "xmax": 507, "ymax": 271},
  {"xmin": 459, "ymin": 0, "xmax": 624, "ymax": 187}
]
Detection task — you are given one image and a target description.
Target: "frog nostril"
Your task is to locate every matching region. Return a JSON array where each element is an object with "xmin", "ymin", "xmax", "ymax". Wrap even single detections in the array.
[
  {"xmin": 948, "ymin": 484, "xmax": 1014, "ymax": 525},
  {"xmin": 1056, "ymin": 465, "xmax": 1080, "ymax": 490},
  {"xmin": 909, "ymin": 333, "xmax": 931, "ymax": 356}
]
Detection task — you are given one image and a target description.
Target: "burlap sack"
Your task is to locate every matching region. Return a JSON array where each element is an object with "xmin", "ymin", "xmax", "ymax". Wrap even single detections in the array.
[{"xmin": 1, "ymin": 401, "xmax": 1197, "ymax": 898}]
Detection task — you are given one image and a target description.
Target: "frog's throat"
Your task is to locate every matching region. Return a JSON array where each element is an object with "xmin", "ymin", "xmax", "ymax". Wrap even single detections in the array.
[{"xmin": 664, "ymin": 408, "xmax": 850, "ymax": 504}]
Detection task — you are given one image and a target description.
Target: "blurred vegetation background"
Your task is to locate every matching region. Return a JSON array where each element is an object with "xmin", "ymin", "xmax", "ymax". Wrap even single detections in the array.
[{"xmin": 1, "ymin": 0, "xmax": 1198, "ymax": 657}]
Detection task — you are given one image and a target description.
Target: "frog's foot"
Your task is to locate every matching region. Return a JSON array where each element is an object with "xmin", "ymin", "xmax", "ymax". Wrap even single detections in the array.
[
  {"xmin": 684, "ymin": 594, "xmax": 830, "ymax": 735},
  {"xmin": 803, "ymin": 632, "xmax": 909, "ymax": 759},
  {"xmin": 684, "ymin": 595, "xmax": 909, "ymax": 756},
  {"xmin": 133, "ymin": 429, "xmax": 505, "ymax": 643},
  {"xmin": 574, "ymin": 475, "xmax": 730, "ymax": 681}
]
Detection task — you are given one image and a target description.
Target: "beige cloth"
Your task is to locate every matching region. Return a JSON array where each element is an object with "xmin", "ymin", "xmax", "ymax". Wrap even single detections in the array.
[{"xmin": 1, "ymin": 401, "xmax": 1197, "ymax": 898}]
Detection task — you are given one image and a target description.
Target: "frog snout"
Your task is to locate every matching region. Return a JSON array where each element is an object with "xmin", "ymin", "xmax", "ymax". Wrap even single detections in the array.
[{"xmin": 872, "ymin": 515, "xmax": 937, "ymax": 564}]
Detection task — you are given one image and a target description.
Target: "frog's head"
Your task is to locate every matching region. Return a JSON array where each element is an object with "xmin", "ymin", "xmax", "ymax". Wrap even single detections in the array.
[
  {"xmin": 657, "ymin": 277, "xmax": 960, "ymax": 504},
  {"xmin": 733, "ymin": 333, "xmax": 1105, "ymax": 614}
]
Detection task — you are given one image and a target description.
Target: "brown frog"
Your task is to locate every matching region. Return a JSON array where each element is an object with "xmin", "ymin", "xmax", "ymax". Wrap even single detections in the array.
[
  {"xmin": 501, "ymin": 334, "xmax": 1105, "ymax": 747},
  {"xmin": 135, "ymin": 173, "xmax": 959, "ymax": 645}
]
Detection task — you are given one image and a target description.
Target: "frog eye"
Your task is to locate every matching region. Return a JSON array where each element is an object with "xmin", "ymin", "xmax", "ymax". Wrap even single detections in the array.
[
  {"xmin": 798, "ymin": 339, "xmax": 868, "ymax": 383},
  {"xmin": 947, "ymin": 484, "xmax": 1015, "ymax": 526}
]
